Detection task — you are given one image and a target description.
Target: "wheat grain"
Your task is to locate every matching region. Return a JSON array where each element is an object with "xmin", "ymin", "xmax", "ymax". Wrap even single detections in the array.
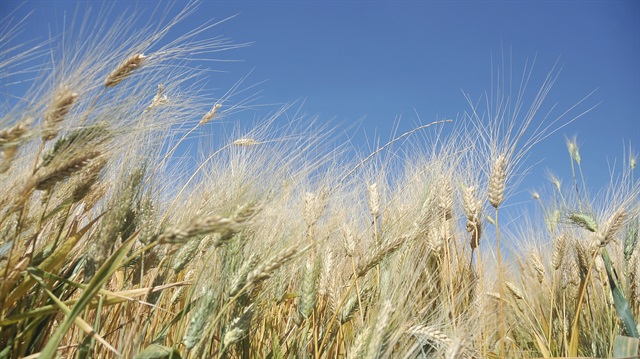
[
  {"xmin": 200, "ymin": 103, "xmax": 222, "ymax": 125},
  {"xmin": 299, "ymin": 259, "xmax": 319, "ymax": 319},
  {"xmin": 566, "ymin": 136, "xmax": 581, "ymax": 164},
  {"xmin": 246, "ymin": 246, "xmax": 299, "ymax": 290},
  {"xmin": 0, "ymin": 147, "xmax": 18, "ymax": 174},
  {"xmin": 319, "ymin": 247, "xmax": 334, "ymax": 298},
  {"xmin": 35, "ymin": 151, "xmax": 100, "ymax": 191},
  {"xmin": 0, "ymin": 119, "xmax": 30, "ymax": 150},
  {"xmin": 598, "ymin": 208, "xmax": 626, "ymax": 247},
  {"xmin": 158, "ymin": 204, "xmax": 256, "ymax": 243},
  {"xmin": 438, "ymin": 180, "xmax": 454, "ymax": 220},
  {"xmin": 365, "ymin": 301, "xmax": 394, "ymax": 359},
  {"xmin": 303, "ymin": 189, "xmax": 328, "ymax": 228},
  {"xmin": 488, "ymin": 153, "xmax": 507, "ymax": 208},
  {"xmin": 43, "ymin": 88, "xmax": 78, "ymax": 141},
  {"xmin": 70, "ymin": 155, "xmax": 107, "ymax": 202},
  {"xmin": 530, "ymin": 253, "xmax": 545, "ymax": 283},
  {"xmin": 367, "ymin": 182, "xmax": 380, "ymax": 218},
  {"xmin": 222, "ymin": 305, "xmax": 254, "ymax": 348},
  {"xmin": 446, "ymin": 338, "xmax": 466, "ymax": 359},
  {"xmin": 172, "ymin": 237, "xmax": 202, "ymax": 273},
  {"xmin": 229, "ymin": 254, "xmax": 259, "ymax": 297},
  {"xmin": 568, "ymin": 212, "xmax": 598, "ymax": 232},
  {"xmin": 356, "ymin": 235, "xmax": 407, "ymax": 278},
  {"xmin": 553, "ymin": 232, "xmax": 568, "ymax": 270},
  {"xmin": 144, "ymin": 83, "xmax": 168, "ymax": 112},
  {"xmin": 462, "ymin": 184, "xmax": 483, "ymax": 249},
  {"xmin": 233, "ymin": 138, "xmax": 260, "ymax": 147},
  {"xmin": 505, "ymin": 281, "xmax": 524, "ymax": 300},
  {"xmin": 184, "ymin": 291, "xmax": 214, "ymax": 349},
  {"xmin": 406, "ymin": 325, "xmax": 452, "ymax": 346},
  {"xmin": 104, "ymin": 53, "xmax": 146, "ymax": 88},
  {"xmin": 342, "ymin": 224, "xmax": 356, "ymax": 257}
]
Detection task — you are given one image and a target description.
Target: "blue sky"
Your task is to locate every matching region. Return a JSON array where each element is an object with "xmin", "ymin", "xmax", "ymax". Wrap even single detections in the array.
[{"xmin": 2, "ymin": 0, "xmax": 639, "ymax": 211}]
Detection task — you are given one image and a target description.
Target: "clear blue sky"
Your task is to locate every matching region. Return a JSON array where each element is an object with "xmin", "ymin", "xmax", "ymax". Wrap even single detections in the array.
[{"xmin": 2, "ymin": 0, "xmax": 639, "ymax": 209}]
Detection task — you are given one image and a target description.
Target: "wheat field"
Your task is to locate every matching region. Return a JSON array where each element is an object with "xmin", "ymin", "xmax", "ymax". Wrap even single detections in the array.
[{"xmin": 1, "ymin": 3, "xmax": 639, "ymax": 359}]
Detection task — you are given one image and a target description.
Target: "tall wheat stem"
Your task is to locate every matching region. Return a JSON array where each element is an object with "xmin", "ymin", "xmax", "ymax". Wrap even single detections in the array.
[
  {"xmin": 568, "ymin": 247, "xmax": 599, "ymax": 356},
  {"xmin": 318, "ymin": 274, "xmax": 358, "ymax": 356},
  {"xmin": 351, "ymin": 257, "xmax": 365, "ymax": 322},
  {"xmin": 495, "ymin": 208, "xmax": 506, "ymax": 358}
]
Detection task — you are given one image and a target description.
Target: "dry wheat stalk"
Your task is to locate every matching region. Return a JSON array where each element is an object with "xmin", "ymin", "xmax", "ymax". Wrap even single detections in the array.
[
  {"xmin": 105, "ymin": 53, "xmax": 146, "ymax": 88},
  {"xmin": 43, "ymin": 88, "xmax": 78, "ymax": 141}
]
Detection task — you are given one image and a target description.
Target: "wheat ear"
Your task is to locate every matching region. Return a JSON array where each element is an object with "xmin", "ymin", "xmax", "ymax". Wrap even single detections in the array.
[
  {"xmin": 104, "ymin": 53, "xmax": 146, "ymax": 88},
  {"xmin": 43, "ymin": 88, "xmax": 78, "ymax": 141}
]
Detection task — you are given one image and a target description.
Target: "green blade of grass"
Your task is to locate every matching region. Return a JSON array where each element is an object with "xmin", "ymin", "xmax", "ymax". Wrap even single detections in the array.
[
  {"xmin": 602, "ymin": 248, "xmax": 639, "ymax": 338},
  {"xmin": 38, "ymin": 231, "xmax": 138, "ymax": 359},
  {"xmin": 4, "ymin": 213, "xmax": 103, "ymax": 306},
  {"xmin": 0, "ymin": 280, "xmax": 185, "ymax": 326},
  {"xmin": 27, "ymin": 267, "xmax": 120, "ymax": 356}
]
